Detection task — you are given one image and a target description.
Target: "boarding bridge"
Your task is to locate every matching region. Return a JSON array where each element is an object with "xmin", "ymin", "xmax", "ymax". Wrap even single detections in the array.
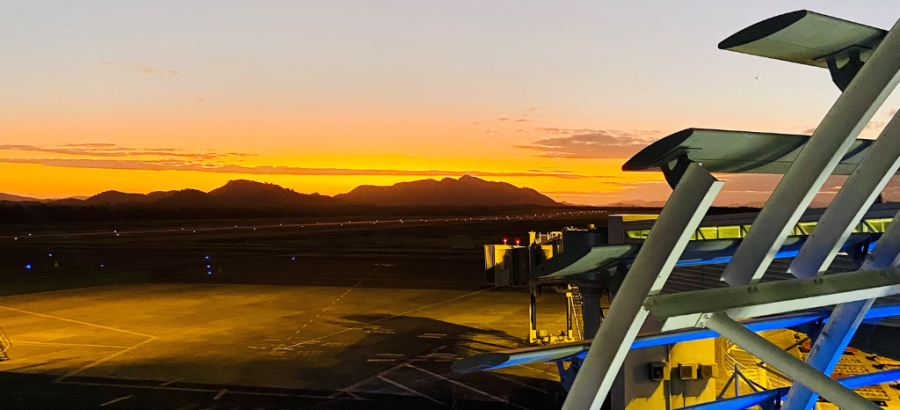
[{"xmin": 461, "ymin": 9, "xmax": 900, "ymax": 410}]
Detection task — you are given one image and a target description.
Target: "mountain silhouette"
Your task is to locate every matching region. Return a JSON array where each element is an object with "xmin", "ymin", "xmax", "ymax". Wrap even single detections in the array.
[
  {"xmin": 38, "ymin": 176, "xmax": 556, "ymax": 209},
  {"xmin": 0, "ymin": 193, "xmax": 38, "ymax": 202},
  {"xmin": 336, "ymin": 175, "xmax": 557, "ymax": 207},
  {"xmin": 0, "ymin": 177, "xmax": 563, "ymax": 223}
]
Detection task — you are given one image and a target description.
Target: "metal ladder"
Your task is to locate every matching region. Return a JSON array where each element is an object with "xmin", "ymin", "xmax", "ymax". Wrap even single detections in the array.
[{"xmin": 568, "ymin": 286, "xmax": 585, "ymax": 340}]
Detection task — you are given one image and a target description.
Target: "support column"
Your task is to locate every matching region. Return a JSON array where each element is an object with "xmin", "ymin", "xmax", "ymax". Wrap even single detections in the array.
[
  {"xmin": 704, "ymin": 312, "xmax": 880, "ymax": 410},
  {"xmin": 788, "ymin": 110, "xmax": 900, "ymax": 278},
  {"xmin": 721, "ymin": 15, "xmax": 900, "ymax": 286},
  {"xmin": 563, "ymin": 163, "xmax": 722, "ymax": 410},
  {"xmin": 784, "ymin": 205, "xmax": 900, "ymax": 409}
]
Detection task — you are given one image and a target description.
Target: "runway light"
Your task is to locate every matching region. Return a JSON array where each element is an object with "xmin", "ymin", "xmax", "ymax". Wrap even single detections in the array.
[{"xmin": 25, "ymin": 263, "xmax": 32, "ymax": 269}]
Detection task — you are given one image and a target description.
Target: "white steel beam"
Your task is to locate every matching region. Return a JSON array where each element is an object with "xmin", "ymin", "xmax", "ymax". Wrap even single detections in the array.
[
  {"xmin": 562, "ymin": 163, "xmax": 722, "ymax": 410},
  {"xmin": 784, "ymin": 205, "xmax": 900, "ymax": 410},
  {"xmin": 721, "ymin": 16, "xmax": 900, "ymax": 286},
  {"xmin": 647, "ymin": 266, "xmax": 900, "ymax": 332},
  {"xmin": 703, "ymin": 312, "xmax": 881, "ymax": 410},
  {"xmin": 788, "ymin": 110, "xmax": 900, "ymax": 277}
]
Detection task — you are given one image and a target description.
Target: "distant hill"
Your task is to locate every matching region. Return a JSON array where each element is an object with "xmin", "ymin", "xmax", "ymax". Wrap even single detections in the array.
[
  {"xmin": 0, "ymin": 193, "xmax": 38, "ymax": 202},
  {"xmin": 604, "ymin": 199, "xmax": 667, "ymax": 208},
  {"xmin": 336, "ymin": 175, "xmax": 558, "ymax": 207},
  {"xmin": 39, "ymin": 176, "xmax": 557, "ymax": 210}
]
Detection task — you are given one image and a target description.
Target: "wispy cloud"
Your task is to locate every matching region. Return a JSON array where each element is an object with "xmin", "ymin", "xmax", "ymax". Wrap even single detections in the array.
[
  {"xmin": 0, "ymin": 144, "xmax": 247, "ymax": 161},
  {"xmin": 0, "ymin": 157, "xmax": 603, "ymax": 179},
  {"xmin": 139, "ymin": 65, "xmax": 178, "ymax": 74},
  {"xmin": 515, "ymin": 130, "xmax": 656, "ymax": 159}
]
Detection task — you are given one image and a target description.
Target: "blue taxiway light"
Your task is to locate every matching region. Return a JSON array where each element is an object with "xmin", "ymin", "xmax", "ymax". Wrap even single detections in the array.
[
  {"xmin": 205, "ymin": 256, "xmax": 209, "ymax": 260},
  {"xmin": 48, "ymin": 253, "xmax": 53, "ymax": 257},
  {"xmin": 291, "ymin": 257, "xmax": 296, "ymax": 261},
  {"xmin": 25, "ymin": 264, "xmax": 32, "ymax": 269},
  {"xmin": 206, "ymin": 265, "xmax": 211, "ymax": 268}
]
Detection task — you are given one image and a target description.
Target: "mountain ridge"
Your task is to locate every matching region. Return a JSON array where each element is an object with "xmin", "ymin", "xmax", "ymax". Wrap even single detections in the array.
[{"xmin": 1, "ymin": 176, "xmax": 559, "ymax": 209}]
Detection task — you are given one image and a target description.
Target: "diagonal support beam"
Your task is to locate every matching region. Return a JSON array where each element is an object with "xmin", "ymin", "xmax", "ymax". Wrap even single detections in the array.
[
  {"xmin": 703, "ymin": 312, "xmax": 881, "ymax": 410},
  {"xmin": 788, "ymin": 109, "xmax": 900, "ymax": 278},
  {"xmin": 784, "ymin": 204, "xmax": 900, "ymax": 410},
  {"xmin": 721, "ymin": 15, "xmax": 900, "ymax": 286},
  {"xmin": 562, "ymin": 163, "xmax": 722, "ymax": 410},
  {"xmin": 680, "ymin": 368, "xmax": 900, "ymax": 410}
]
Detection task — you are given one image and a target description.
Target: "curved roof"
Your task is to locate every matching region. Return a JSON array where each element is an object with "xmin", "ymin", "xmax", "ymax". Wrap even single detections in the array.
[
  {"xmin": 719, "ymin": 10, "xmax": 885, "ymax": 68},
  {"xmin": 622, "ymin": 128, "xmax": 876, "ymax": 175}
]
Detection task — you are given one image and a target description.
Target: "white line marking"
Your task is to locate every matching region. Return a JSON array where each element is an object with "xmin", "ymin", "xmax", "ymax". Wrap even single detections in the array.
[
  {"xmin": 213, "ymin": 389, "xmax": 228, "ymax": 400},
  {"xmin": 378, "ymin": 376, "xmax": 445, "ymax": 405},
  {"xmin": 14, "ymin": 341, "xmax": 130, "ymax": 349},
  {"xmin": 331, "ymin": 362, "xmax": 407, "ymax": 398},
  {"xmin": 54, "ymin": 337, "xmax": 158, "ymax": 383},
  {"xmin": 405, "ymin": 363, "xmax": 528, "ymax": 409},
  {"xmin": 0, "ymin": 306, "xmax": 154, "ymax": 338},
  {"xmin": 160, "ymin": 377, "xmax": 185, "ymax": 386},
  {"xmin": 57, "ymin": 380, "xmax": 331, "ymax": 399},
  {"xmin": 290, "ymin": 288, "xmax": 492, "ymax": 347},
  {"xmin": 487, "ymin": 372, "xmax": 552, "ymax": 394},
  {"xmin": 99, "ymin": 395, "xmax": 133, "ymax": 406}
]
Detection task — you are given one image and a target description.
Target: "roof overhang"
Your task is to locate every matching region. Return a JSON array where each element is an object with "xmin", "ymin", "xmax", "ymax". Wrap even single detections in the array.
[
  {"xmin": 719, "ymin": 10, "xmax": 886, "ymax": 70},
  {"xmin": 622, "ymin": 128, "xmax": 876, "ymax": 175}
]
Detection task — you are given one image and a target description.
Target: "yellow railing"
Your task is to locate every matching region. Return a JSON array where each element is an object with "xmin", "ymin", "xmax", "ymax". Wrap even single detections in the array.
[{"xmin": 627, "ymin": 217, "xmax": 893, "ymax": 240}]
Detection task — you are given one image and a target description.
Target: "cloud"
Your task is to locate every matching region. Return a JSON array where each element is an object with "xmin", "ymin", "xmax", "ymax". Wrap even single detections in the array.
[
  {"xmin": 100, "ymin": 60, "xmax": 112, "ymax": 65},
  {"xmin": 0, "ymin": 157, "xmax": 603, "ymax": 179},
  {"xmin": 0, "ymin": 143, "xmax": 249, "ymax": 161},
  {"xmin": 497, "ymin": 117, "xmax": 510, "ymax": 121},
  {"xmin": 196, "ymin": 97, "xmax": 205, "ymax": 103},
  {"xmin": 138, "ymin": 65, "xmax": 178, "ymax": 74},
  {"xmin": 514, "ymin": 118, "xmax": 528, "ymax": 122},
  {"xmin": 515, "ymin": 130, "xmax": 655, "ymax": 159}
]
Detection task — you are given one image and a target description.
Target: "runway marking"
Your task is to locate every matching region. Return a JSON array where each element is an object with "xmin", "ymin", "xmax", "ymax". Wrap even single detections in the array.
[
  {"xmin": 160, "ymin": 377, "xmax": 185, "ymax": 386},
  {"xmin": 0, "ymin": 306, "xmax": 154, "ymax": 338},
  {"xmin": 487, "ymin": 372, "xmax": 552, "ymax": 395},
  {"xmin": 378, "ymin": 376, "xmax": 445, "ymax": 405},
  {"xmin": 213, "ymin": 389, "xmax": 228, "ymax": 400},
  {"xmin": 57, "ymin": 380, "xmax": 331, "ymax": 399},
  {"xmin": 331, "ymin": 362, "xmax": 408, "ymax": 398},
  {"xmin": 99, "ymin": 395, "xmax": 133, "ymax": 406},
  {"xmin": 53, "ymin": 337, "xmax": 158, "ymax": 383},
  {"xmin": 404, "ymin": 363, "xmax": 528, "ymax": 410},
  {"xmin": 14, "ymin": 341, "xmax": 131, "ymax": 349},
  {"xmin": 289, "ymin": 287, "xmax": 493, "ymax": 347},
  {"xmin": 273, "ymin": 266, "xmax": 383, "ymax": 354}
]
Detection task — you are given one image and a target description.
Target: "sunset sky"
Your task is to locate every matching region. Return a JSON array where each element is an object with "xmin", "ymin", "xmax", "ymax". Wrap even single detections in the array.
[{"xmin": 5, "ymin": 1, "xmax": 900, "ymax": 206}]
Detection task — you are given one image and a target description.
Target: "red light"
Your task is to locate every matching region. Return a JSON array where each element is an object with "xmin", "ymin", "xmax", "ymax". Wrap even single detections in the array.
[
  {"xmin": 515, "ymin": 239, "xmax": 521, "ymax": 245},
  {"xmin": 503, "ymin": 238, "xmax": 508, "ymax": 244}
]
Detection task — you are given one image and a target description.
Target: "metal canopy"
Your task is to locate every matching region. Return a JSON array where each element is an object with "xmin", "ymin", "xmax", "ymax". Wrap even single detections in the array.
[
  {"xmin": 622, "ymin": 128, "xmax": 877, "ymax": 175},
  {"xmin": 719, "ymin": 10, "xmax": 885, "ymax": 70}
]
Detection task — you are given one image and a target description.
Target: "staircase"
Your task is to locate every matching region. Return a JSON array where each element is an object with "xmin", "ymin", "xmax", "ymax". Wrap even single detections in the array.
[
  {"xmin": 720, "ymin": 339, "xmax": 791, "ymax": 396},
  {"xmin": 568, "ymin": 286, "xmax": 585, "ymax": 340},
  {"xmin": 0, "ymin": 325, "xmax": 11, "ymax": 361}
]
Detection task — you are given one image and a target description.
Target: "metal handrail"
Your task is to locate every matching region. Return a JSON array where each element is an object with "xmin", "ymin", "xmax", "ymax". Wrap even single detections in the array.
[{"xmin": 722, "ymin": 339, "xmax": 792, "ymax": 390}]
